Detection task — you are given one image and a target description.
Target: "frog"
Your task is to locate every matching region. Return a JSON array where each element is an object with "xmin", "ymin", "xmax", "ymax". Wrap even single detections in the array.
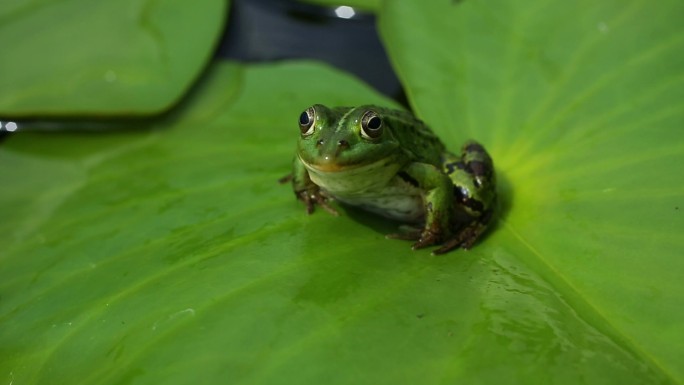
[{"xmin": 283, "ymin": 104, "xmax": 496, "ymax": 255}]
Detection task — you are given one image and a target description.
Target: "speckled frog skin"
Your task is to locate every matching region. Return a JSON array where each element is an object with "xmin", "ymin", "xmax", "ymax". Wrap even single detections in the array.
[{"xmin": 286, "ymin": 104, "xmax": 496, "ymax": 254}]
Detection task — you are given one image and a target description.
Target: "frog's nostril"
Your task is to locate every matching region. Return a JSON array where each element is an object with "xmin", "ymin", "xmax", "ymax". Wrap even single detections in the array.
[
  {"xmin": 337, "ymin": 140, "xmax": 349, "ymax": 149},
  {"xmin": 316, "ymin": 139, "xmax": 324, "ymax": 147}
]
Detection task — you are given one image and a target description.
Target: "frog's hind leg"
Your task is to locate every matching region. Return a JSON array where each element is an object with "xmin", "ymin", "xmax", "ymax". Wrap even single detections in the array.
[{"xmin": 439, "ymin": 141, "xmax": 496, "ymax": 254}]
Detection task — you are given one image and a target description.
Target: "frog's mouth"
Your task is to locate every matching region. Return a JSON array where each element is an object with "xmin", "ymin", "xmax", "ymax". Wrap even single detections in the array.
[
  {"xmin": 299, "ymin": 157, "xmax": 362, "ymax": 173},
  {"xmin": 304, "ymin": 162, "xmax": 355, "ymax": 172}
]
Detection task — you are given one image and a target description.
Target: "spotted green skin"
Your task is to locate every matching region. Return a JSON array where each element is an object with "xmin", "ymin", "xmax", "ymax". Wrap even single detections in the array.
[{"xmin": 290, "ymin": 104, "xmax": 496, "ymax": 254}]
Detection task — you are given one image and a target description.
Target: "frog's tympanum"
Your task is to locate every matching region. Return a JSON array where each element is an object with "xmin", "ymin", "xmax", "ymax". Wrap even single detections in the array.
[{"xmin": 286, "ymin": 105, "xmax": 496, "ymax": 255}]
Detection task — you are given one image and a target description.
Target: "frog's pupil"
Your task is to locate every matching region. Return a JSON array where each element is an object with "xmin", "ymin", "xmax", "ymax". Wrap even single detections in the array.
[
  {"xmin": 299, "ymin": 111, "xmax": 310, "ymax": 126},
  {"xmin": 368, "ymin": 116, "xmax": 381, "ymax": 130}
]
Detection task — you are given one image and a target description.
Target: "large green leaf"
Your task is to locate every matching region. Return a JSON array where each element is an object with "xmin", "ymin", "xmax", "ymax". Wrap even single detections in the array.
[
  {"xmin": 0, "ymin": 0, "xmax": 226, "ymax": 118},
  {"xmin": 380, "ymin": 0, "xmax": 684, "ymax": 382},
  {"xmin": 0, "ymin": 61, "xmax": 406, "ymax": 384},
  {"xmin": 1, "ymin": 0, "xmax": 683, "ymax": 384}
]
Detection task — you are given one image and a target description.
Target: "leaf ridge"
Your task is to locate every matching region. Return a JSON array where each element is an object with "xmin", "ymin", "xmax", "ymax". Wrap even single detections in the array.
[{"xmin": 501, "ymin": 219, "xmax": 678, "ymax": 384}]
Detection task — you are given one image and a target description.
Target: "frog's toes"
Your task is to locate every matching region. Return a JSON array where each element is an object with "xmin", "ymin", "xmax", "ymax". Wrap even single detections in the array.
[
  {"xmin": 411, "ymin": 229, "xmax": 442, "ymax": 250},
  {"xmin": 296, "ymin": 190, "xmax": 316, "ymax": 214},
  {"xmin": 296, "ymin": 190, "xmax": 339, "ymax": 216},
  {"xmin": 432, "ymin": 222, "xmax": 486, "ymax": 254},
  {"xmin": 316, "ymin": 197, "xmax": 340, "ymax": 216},
  {"xmin": 456, "ymin": 224, "xmax": 484, "ymax": 250},
  {"xmin": 431, "ymin": 238, "xmax": 464, "ymax": 255}
]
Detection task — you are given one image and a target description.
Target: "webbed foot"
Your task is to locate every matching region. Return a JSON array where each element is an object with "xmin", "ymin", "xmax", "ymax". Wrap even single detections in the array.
[
  {"xmin": 387, "ymin": 226, "xmax": 449, "ymax": 255},
  {"xmin": 430, "ymin": 219, "xmax": 488, "ymax": 255},
  {"xmin": 411, "ymin": 229, "xmax": 442, "ymax": 251},
  {"xmin": 387, "ymin": 225, "xmax": 442, "ymax": 250},
  {"xmin": 296, "ymin": 189, "xmax": 339, "ymax": 216}
]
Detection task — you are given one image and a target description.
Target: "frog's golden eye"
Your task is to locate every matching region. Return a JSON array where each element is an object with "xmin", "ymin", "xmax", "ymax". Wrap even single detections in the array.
[
  {"xmin": 360, "ymin": 110, "xmax": 383, "ymax": 139},
  {"xmin": 299, "ymin": 107, "xmax": 316, "ymax": 136}
]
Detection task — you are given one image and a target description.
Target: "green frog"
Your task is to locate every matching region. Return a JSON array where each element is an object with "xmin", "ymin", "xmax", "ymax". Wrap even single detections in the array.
[{"xmin": 284, "ymin": 104, "xmax": 496, "ymax": 255}]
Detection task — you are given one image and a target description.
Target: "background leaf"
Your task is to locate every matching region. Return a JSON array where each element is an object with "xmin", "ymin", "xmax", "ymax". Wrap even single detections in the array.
[
  {"xmin": 380, "ymin": 0, "xmax": 684, "ymax": 382},
  {"xmin": 0, "ymin": 0, "xmax": 227, "ymax": 117}
]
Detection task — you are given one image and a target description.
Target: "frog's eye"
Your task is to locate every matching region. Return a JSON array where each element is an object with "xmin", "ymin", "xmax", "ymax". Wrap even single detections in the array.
[
  {"xmin": 299, "ymin": 107, "xmax": 316, "ymax": 136},
  {"xmin": 360, "ymin": 110, "xmax": 383, "ymax": 140}
]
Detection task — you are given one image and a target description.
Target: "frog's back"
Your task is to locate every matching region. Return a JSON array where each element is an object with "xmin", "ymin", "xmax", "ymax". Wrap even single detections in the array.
[{"xmin": 369, "ymin": 106, "xmax": 446, "ymax": 166}]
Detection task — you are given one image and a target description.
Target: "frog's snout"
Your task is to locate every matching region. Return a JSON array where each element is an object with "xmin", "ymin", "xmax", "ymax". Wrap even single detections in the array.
[
  {"xmin": 316, "ymin": 138, "xmax": 350, "ymax": 162},
  {"xmin": 316, "ymin": 139, "xmax": 349, "ymax": 148}
]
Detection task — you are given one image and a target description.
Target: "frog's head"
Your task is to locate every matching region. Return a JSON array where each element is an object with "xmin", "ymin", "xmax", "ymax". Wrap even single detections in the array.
[{"xmin": 296, "ymin": 104, "xmax": 403, "ymax": 172}]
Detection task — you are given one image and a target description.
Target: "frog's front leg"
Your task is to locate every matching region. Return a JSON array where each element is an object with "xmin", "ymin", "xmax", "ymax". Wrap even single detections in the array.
[
  {"xmin": 291, "ymin": 157, "xmax": 338, "ymax": 216},
  {"xmin": 398, "ymin": 162, "xmax": 455, "ymax": 251}
]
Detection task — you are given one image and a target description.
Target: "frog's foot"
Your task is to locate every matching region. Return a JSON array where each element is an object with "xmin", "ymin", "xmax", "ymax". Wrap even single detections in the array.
[
  {"xmin": 296, "ymin": 189, "xmax": 339, "ymax": 216},
  {"xmin": 388, "ymin": 225, "xmax": 448, "ymax": 253},
  {"xmin": 431, "ymin": 221, "xmax": 487, "ymax": 255},
  {"xmin": 411, "ymin": 229, "xmax": 443, "ymax": 251},
  {"xmin": 386, "ymin": 225, "xmax": 422, "ymax": 241}
]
